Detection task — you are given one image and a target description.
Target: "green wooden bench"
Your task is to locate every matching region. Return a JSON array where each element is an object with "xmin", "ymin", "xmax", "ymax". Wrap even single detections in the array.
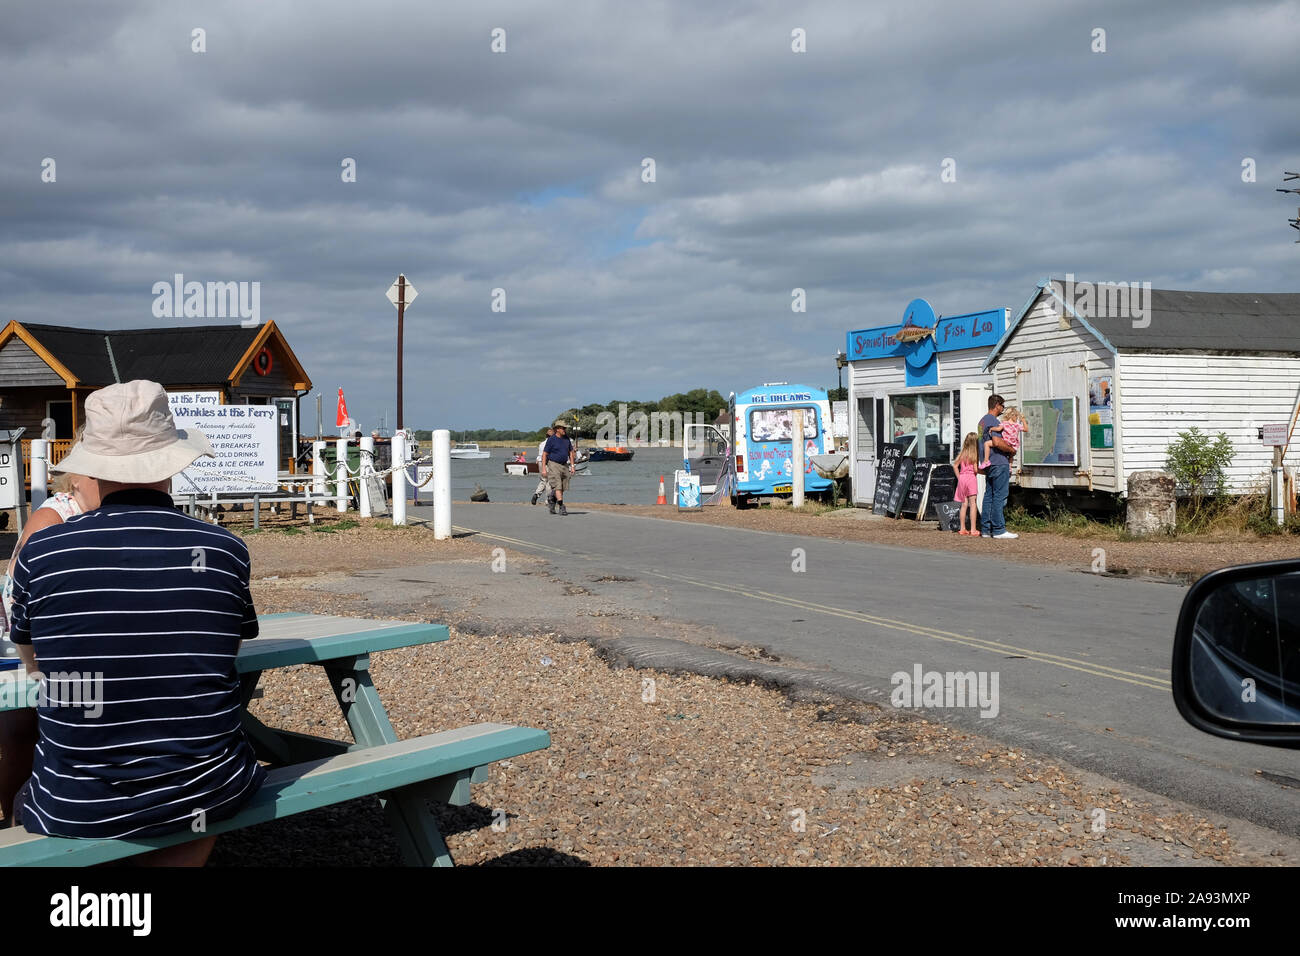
[
  {"xmin": 0, "ymin": 613, "xmax": 550, "ymax": 866},
  {"xmin": 0, "ymin": 723, "xmax": 549, "ymax": 866}
]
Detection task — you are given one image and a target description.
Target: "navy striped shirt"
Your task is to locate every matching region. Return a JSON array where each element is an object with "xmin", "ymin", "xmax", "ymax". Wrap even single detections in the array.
[{"xmin": 9, "ymin": 489, "xmax": 265, "ymax": 839}]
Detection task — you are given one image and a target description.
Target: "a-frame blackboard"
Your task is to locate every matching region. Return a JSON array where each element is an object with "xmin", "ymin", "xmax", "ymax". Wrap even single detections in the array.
[
  {"xmin": 872, "ymin": 443, "xmax": 905, "ymax": 513},
  {"xmin": 886, "ymin": 457, "xmax": 914, "ymax": 517}
]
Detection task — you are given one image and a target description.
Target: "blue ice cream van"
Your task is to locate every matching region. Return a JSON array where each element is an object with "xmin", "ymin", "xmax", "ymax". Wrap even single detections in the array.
[{"xmin": 728, "ymin": 383, "xmax": 834, "ymax": 507}]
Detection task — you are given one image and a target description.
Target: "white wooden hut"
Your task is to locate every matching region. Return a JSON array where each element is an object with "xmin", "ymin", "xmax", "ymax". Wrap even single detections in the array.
[
  {"xmin": 981, "ymin": 279, "xmax": 1300, "ymax": 501},
  {"xmin": 846, "ymin": 300, "xmax": 1008, "ymax": 507}
]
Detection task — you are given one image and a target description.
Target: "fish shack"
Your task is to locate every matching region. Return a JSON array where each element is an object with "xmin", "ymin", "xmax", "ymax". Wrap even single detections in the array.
[
  {"xmin": 846, "ymin": 299, "xmax": 1009, "ymax": 509},
  {"xmin": 0, "ymin": 320, "xmax": 313, "ymax": 483},
  {"xmin": 981, "ymin": 279, "xmax": 1300, "ymax": 504}
]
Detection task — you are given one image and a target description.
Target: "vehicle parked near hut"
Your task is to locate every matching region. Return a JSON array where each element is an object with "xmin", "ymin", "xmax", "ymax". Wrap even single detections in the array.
[{"xmin": 727, "ymin": 383, "xmax": 834, "ymax": 507}]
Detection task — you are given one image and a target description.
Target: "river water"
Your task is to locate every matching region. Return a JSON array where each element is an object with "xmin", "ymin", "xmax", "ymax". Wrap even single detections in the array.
[{"xmin": 426, "ymin": 446, "xmax": 702, "ymax": 506}]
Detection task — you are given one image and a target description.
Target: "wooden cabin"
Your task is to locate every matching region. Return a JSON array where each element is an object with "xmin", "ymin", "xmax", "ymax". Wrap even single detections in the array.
[
  {"xmin": 846, "ymin": 302, "xmax": 1009, "ymax": 507},
  {"xmin": 982, "ymin": 280, "xmax": 1300, "ymax": 501},
  {"xmin": 0, "ymin": 320, "xmax": 312, "ymax": 480}
]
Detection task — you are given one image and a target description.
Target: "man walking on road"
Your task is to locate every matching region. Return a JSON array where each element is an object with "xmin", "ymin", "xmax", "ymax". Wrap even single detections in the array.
[
  {"xmin": 979, "ymin": 394, "xmax": 1018, "ymax": 539},
  {"xmin": 541, "ymin": 421, "xmax": 576, "ymax": 515},
  {"xmin": 531, "ymin": 427, "xmax": 554, "ymax": 506}
]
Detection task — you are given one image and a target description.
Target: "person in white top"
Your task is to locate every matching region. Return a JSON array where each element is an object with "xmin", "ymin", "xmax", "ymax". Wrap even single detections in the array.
[
  {"xmin": 531, "ymin": 427, "xmax": 554, "ymax": 506},
  {"xmin": 0, "ymin": 466, "xmax": 101, "ymax": 827}
]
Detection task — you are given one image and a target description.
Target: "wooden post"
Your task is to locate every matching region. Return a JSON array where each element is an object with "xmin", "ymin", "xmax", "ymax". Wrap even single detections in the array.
[
  {"xmin": 336, "ymin": 438, "xmax": 348, "ymax": 513},
  {"xmin": 1273, "ymin": 445, "xmax": 1285, "ymax": 526},
  {"xmin": 359, "ymin": 435, "xmax": 374, "ymax": 518},
  {"xmin": 792, "ymin": 410, "xmax": 805, "ymax": 508}
]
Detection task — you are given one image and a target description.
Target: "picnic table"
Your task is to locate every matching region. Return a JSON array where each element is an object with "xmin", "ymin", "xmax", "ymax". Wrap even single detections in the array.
[{"xmin": 0, "ymin": 612, "xmax": 549, "ymax": 866}]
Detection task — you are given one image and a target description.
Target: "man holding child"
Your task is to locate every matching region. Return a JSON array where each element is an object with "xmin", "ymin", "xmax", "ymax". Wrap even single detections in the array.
[{"xmin": 978, "ymin": 394, "xmax": 1020, "ymax": 540}]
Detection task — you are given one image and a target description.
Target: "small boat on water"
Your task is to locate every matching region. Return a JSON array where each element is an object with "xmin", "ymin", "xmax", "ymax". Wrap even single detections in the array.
[
  {"xmin": 587, "ymin": 436, "xmax": 635, "ymax": 462},
  {"xmin": 504, "ymin": 457, "xmax": 589, "ymax": 476},
  {"xmin": 450, "ymin": 443, "xmax": 491, "ymax": 459}
]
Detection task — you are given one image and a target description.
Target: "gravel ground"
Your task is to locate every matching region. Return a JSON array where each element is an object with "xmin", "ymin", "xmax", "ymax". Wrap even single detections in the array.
[
  {"xmin": 198, "ymin": 519, "xmax": 1300, "ymax": 867},
  {"xmin": 583, "ymin": 503, "xmax": 1300, "ymax": 580}
]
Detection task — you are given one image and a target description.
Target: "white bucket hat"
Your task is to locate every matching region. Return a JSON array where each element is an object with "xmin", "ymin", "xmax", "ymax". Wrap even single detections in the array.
[{"xmin": 53, "ymin": 380, "xmax": 215, "ymax": 483}]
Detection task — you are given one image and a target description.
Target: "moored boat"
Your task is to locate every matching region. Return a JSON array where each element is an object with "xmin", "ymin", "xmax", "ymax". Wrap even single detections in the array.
[
  {"xmin": 587, "ymin": 436, "xmax": 634, "ymax": 462},
  {"xmin": 505, "ymin": 458, "xmax": 588, "ymax": 476},
  {"xmin": 450, "ymin": 442, "xmax": 491, "ymax": 459}
]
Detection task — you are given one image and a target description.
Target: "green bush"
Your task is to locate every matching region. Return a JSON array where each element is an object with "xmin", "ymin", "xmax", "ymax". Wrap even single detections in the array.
[{"xmin": 1164, "ymin": 428, "xmax": 1235, "ymax": 516}]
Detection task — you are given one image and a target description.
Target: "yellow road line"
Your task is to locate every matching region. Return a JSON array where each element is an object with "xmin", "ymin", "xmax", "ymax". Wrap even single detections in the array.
[
  {"xmin": 739, "ymin": 583, "xmax": 1170, "ymax": 685},
  {"xmin": 645, "ymin": 570, "xmax": 1168, "ymax": 692},
  {"xmin": 453, "ymin": 526, "xmax": 571, "ymax": 556},
  {"xmin": 456, "ymin": 525, "xmax": 1169, "ymax": 692}
]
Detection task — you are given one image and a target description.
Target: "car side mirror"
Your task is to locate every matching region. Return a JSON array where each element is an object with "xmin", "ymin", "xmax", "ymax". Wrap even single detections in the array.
[{"xmin": 1172, "ymin": 560, "xmax": 1300, "ymax": 748}]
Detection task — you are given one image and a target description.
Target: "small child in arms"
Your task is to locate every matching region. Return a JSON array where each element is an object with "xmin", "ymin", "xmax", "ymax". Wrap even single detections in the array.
[{"xmin": 980, "ymin": 406, "xmax": 1027, "ymax": 469}]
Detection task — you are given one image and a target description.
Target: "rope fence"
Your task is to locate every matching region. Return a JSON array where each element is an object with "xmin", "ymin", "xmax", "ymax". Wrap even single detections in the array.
[{"xmin": 177, "ymin": 451, "xmax": 435, "ymax": 494}]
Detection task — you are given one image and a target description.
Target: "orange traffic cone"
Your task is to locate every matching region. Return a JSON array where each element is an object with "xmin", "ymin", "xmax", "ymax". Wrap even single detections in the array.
[{"xmin": 656, "ymin": 475, "xmax": 666, "ymax": 505}]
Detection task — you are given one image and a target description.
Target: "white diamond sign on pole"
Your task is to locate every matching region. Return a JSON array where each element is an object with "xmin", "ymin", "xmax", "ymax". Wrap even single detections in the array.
[
  {"xmin": 385, "ymin": 274, "xmax": 417, "ymax": 430},
  {"xmin": 386, "ymin": 277, "xmax": 417, "ymax": 308}
]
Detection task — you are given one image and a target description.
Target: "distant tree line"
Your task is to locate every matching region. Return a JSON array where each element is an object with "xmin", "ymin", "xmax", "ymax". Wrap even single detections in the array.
[
  {"xmin": 550, "ymin": 389, "xmax": 727, "ymax": 438},
  {"xmin": 420, "ymin": 389, "xmax": 727, "ymax": 442},
  {"xmin": 423, "ymin": 387, "xmax": 849, "ymax": 442}
]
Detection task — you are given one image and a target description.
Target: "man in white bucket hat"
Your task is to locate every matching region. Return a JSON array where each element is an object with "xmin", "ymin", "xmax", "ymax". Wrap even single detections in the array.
[{"xmin": 6, "ymin": 380, "xmax": 264, "ymax": 864}]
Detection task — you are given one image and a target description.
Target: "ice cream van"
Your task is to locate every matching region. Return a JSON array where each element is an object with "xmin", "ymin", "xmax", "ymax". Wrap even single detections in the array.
[{"xmin": 727, "ymin": 383, "xmax": 834, "ymax": 507}]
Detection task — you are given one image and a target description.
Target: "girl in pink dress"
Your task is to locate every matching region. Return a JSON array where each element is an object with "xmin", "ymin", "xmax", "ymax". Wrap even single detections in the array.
[
  {"xmin": 980, "ymin": 407, "xmax": 1027, "ymax": 468},
  {"xmin": 954, "ymin": 432, "xmax": 980, "ymax": 535}
]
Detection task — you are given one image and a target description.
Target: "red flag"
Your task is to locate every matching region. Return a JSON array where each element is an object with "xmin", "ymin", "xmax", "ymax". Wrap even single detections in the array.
[{"xmin": 336, "ymin": 388, "xmax": 349, "ymax": 428}]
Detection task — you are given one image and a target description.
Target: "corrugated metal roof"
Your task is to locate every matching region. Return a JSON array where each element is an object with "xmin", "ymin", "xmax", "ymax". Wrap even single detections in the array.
[{"xmin": 20, "ymin": 323, "xmax": 261, "ymax": 386}]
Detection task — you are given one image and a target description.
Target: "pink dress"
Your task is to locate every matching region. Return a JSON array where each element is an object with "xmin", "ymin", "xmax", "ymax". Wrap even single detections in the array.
[
  {"xmin": 954, "ymin": 460, "xmax": 978, "ymax": 500},
  {"xmin": 999, "ymin": 420, "xmax": 1022, "ymax": 450}
]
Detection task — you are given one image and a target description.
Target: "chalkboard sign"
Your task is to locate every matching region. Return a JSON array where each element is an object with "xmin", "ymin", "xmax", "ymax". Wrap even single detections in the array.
[
  {"xmin": 901, "ymin": 460, "xmax": 933, "ymax": 519},
  {"xmin": 872, "ymin": 443, "xmax": 906, "ymax": 513},
  {"xmin": 886, "ymin": 458, "xmax": 914, "ymax": 517},
  {"xmin": 934, "ymin": 499, "xmax": 963, "ymax": 532},
  {"xmin": 924, "ymin": 464, "xmax": 958, "ymax": 520}
]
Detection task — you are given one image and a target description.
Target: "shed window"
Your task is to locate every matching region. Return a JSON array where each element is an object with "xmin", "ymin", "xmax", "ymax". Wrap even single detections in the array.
[{"xmin": 889, "ymin": 391, "xmax": 953, "ymax": 461}]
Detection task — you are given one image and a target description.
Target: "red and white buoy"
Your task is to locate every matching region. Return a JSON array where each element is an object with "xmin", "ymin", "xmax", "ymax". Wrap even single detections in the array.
[{"xmin": 656, "ymin": 475, "xmax": 666, "ymax": 505}]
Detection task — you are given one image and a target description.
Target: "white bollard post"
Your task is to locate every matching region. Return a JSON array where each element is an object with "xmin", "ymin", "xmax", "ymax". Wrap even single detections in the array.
[
  {"xmin": 392, "ymin": 431, "xmax": 407, "ymax": 527},
  {"xmin": 792, "ymin": 410, "xmax": 805, "ymax": 508},
  {"xmin": 433, "ymin": 429, "xmax": 451, "ymax": 540},
  {"xmin": 335, "ymin": 438, "xmax": 348, "ymax": 513},
  {"xmin": 359, "ymin": 436, "xmax": 374, "ymax": 518},
  {"xmin": 312, "ymin": 441, "xmax": 326, "ymax": 498},
  {"xmin": 30, "ymin": 439, "xmax": 48, "ymax": 512},
  {"xmin": 1273, "ymin": 445, "xmax": 1285, "ymax": 526}
]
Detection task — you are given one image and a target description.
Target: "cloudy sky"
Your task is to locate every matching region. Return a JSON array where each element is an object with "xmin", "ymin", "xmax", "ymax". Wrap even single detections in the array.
[{"xmin": 2, "ymin": 0, "xmax": 1296, "ymax": 431}]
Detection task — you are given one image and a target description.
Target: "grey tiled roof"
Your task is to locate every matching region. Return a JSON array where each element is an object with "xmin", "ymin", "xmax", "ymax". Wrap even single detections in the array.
[
  {"xmin": 20, "ymin": 323, "xmax": 261, "ymax": 386},
  {"xmin": 1064, "ymin": 286, "xmax": 1300, "ymax": 352}
]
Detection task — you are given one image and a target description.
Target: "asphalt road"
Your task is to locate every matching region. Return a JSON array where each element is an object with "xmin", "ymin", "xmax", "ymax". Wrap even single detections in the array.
[{"xmin": 424, "ymin": 501, "xmax": 1300, "ymax": 838}]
